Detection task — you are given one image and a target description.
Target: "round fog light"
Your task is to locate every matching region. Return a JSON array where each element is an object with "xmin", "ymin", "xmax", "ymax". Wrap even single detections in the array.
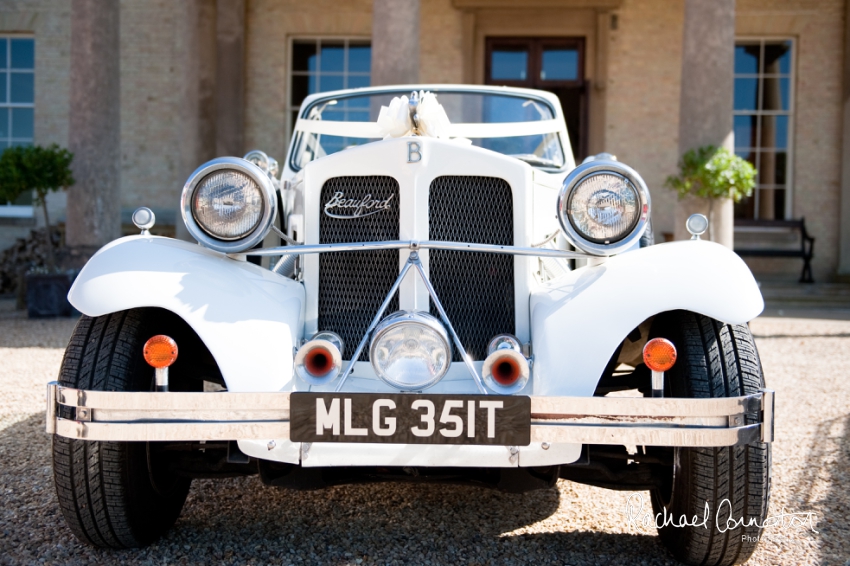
[{"xmin": 369, "ymin": 311, "xmax": 451, "ymax": 391}]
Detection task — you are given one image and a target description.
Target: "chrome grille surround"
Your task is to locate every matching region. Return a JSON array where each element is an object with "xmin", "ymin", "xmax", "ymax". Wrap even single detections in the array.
[
  {"xmin": 428, "ymin": 176, "xmax": 515, "ymax": 361},
  {"xmin": 318, "ymin": 176, "xmax": 400, "ymax": 361}
]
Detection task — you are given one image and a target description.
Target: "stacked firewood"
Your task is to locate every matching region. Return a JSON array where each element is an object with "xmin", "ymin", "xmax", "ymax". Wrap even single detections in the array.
[{"xmin": 0, "ymin": 228, "xmax": 63, "ymax": 295}]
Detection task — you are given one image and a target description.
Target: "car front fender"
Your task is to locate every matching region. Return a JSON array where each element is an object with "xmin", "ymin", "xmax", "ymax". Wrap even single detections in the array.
[
  {"xmin": 530, "ymin": 240, "xmax": 763, "ymax": 397},
  {"xmin": 68, "ymin": 236, "xmax": 305, "ymax": 392}
]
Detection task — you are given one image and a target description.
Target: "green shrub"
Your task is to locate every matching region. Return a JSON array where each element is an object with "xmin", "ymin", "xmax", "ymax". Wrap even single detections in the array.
[
  {"xmin": 0, "ymin": 144, "xmax": 75, "ymax": 269},
  {"xmin": 665, "ymin": 145, "xmax": 756, "ymax": 202}
]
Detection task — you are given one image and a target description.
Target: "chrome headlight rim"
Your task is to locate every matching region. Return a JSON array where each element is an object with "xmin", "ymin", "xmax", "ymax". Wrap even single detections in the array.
[
  {"xmin": 556, "ymin": 160, "xmax": 650, "ymax": 257},
  {"xmin": 181, "ymin": 157, "xmax": 277, "ymax": 254},
  {"xmin": 369, "ymin": 310, "xmax": 452, "ymax": 392}
]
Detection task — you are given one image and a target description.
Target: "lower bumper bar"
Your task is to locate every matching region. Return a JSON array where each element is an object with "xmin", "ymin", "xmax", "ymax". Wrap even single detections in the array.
[{"xmin": 46, "ymin": 382, "xmax": 774, "ymax": 448}]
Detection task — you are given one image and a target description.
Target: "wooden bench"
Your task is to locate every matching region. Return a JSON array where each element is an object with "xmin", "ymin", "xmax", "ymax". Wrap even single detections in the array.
[{"xmin": 734, "ymin": 218, "xmax": 815, "ymax": 283}]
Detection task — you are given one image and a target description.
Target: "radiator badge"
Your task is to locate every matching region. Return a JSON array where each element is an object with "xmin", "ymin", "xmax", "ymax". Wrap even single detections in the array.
[{"xmin": 323, "ymin": 192, "xmax": 395, "ymax": 219}]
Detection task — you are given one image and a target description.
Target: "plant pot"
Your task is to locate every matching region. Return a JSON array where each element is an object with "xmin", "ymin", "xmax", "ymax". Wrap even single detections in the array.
[{"xmin": 25, "ymin": 272, "xmax": 76, "ymax": 318}]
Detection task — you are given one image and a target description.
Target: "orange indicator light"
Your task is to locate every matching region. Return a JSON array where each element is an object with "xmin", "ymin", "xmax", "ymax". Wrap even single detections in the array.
[
  {"xmin": 143, "ymin": 335, "xmax": 179, "ymax": 369},
  {"xmin": 643, "ymin": 338, "xmax": 677, "ymax": 372}
]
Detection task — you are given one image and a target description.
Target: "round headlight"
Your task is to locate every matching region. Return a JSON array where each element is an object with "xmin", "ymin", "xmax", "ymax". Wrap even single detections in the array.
[
  {"xmin": 369, "ymin": 311, "xmax": 451, "ymax": 391},
  {"xmin": 557, "ymin": 160, "xmax": 650, "ymax": 256},
  {"xmin": 181, "ymin": 157, "xmax": 277, "ymax": 253},
  {"xmin": 193, "ymin": 170, "xmax": 264, "ymax": 240}
]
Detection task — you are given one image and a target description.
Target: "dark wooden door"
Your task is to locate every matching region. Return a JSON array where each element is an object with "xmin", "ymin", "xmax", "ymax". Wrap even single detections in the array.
[{"xmin": 485, "ymin": 37, "xmax": 587, "ymax": 161}]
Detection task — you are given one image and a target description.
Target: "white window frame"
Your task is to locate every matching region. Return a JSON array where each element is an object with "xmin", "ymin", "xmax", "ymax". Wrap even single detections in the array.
[
  {"xmin": 285, "ymin": 36, "xmax": 371, "ymax": 150},
  {"xmin": 0, "ymin": 33, "xmax": 35, "ymax": 219},
  {"xmin": 733, "ymin": 36, "xmax": 796, "ymax": 221}
]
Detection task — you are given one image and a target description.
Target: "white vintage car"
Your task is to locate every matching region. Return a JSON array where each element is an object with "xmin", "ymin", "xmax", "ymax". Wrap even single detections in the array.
[{"xmin": 47, "ymin": 85, "xmax": 773, "ymax": 565}]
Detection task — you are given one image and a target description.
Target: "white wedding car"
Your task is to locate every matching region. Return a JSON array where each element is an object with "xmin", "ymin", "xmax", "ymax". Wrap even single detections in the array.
[{"xmin": 47, "ymin": 85, "xmax": 773, "ymax": 565}]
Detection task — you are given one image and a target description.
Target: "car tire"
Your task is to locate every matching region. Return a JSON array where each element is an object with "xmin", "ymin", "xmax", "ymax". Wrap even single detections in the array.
[
  {"xmin": 52, "ymin": 309, "xmax": 191, "ymax": 548},
  {"xmin": 649, "ymin": 310, "xmax": 770, "ymax": 566}
]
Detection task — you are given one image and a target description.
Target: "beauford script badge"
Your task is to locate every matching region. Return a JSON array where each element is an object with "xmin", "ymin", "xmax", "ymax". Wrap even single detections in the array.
[{"xmin": 323, "ymin": 192, "xmax": 395, "ymax": 219}]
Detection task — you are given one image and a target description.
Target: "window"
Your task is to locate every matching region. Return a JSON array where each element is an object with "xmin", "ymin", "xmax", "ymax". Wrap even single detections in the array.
[
  {"xmin": 0, "ymin": 36, "xmax": 35, "ymax": 215},
  {"xmin": 733, "ymin": 39, "xmax": 793, "ymax": 220},
  {"xmin": 486, "ymin": 38, "xmax": 586, "ymax": 160},
  {"xmin": 289, "ymin": 38, "xmax": 371, "ymax": 144}
]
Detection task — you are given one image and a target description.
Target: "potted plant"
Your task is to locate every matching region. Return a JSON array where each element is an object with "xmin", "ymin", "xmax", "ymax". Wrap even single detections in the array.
[
  {"xmin": 665, "ymin": 145, "xmax": 756, "ymax": 244},
  {"xmin": 0, "ymin": 144, "xmax": 75, "ymax": 317}
]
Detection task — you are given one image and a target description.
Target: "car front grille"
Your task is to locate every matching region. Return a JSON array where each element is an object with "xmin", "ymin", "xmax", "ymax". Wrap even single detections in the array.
[
  {"xmin": 318, "ymin": 176, "xmax": 400, "ymax": 361},
  {"xmin": 428, "ymin": 176, "xmax": 515, "ymax": 361}
]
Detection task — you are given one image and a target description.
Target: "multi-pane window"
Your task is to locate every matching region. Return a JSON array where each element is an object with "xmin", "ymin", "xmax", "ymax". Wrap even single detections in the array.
[
  {"xmin": 0, "ymin": 36, "xmax": 35, "ymax": 211},
  {"xmin": 733, "ymin": 39, "xmax": 793, "ymax": 220},
  {"xmin": 289, "ymin": 38, "xmax": 371, "ymax": 151}
]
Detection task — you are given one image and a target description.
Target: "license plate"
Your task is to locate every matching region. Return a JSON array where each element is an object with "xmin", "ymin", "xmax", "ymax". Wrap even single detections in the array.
[{"xmin": 290, "ymin": 393, "xmax": 530, "ymax": 446}]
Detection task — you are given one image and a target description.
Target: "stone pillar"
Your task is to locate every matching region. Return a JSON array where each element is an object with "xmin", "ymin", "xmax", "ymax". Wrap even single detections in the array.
[
  {"xmin": 673, "ymin": 0, "xmax": 736, "ymax": 247},
  {"xmin": 838, "ymin": 0, "xmax": 850, "ymax": 276},
  {"xmin": 371, "ymin": 0, "xmax": 420, "ymax": 85},
  {"xmin": 66, "ymin": 0, "xmax": 121, "ymax": 252},
  {"xmin": 176, "ymin": 0, "xmax": 218, "ymax": 240},
  {"xmin": 215, "ymin": 0, "xmax": 245, "ymax": 157}
]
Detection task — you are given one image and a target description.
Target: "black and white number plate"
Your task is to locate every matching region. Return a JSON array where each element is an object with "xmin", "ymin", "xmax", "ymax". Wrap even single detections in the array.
[{"xmin": 290, "ymin": 393, "xmax": 530, "ymax": 446}]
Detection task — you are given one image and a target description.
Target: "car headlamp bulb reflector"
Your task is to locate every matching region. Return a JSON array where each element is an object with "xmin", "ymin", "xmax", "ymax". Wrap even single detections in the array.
[
  {"xmin": 369, "ymin": 311, "xmax": 451, "ymax": 391},
  {"xmin": 192, "ymin": 170, "xmax": 264, "ymax": 240},
  {"xmin": 567, "ymin": 173, "xmax": 639, "ymax": 243}
]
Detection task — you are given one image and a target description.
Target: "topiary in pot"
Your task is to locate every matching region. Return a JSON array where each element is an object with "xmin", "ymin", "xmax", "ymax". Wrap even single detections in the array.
[
  {"xmin": 0, "ymin": 145, "xmax": 75, "ymax": 316},
  {"xmin": 665, "ymin": 145, "xmax": 756, "ymax": 242},
  {"xmin": 0, "ymin": 144, "xmax": 75, "ymax": 271}
]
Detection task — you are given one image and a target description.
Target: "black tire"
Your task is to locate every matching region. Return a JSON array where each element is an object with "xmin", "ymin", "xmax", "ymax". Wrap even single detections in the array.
[
  {"xmin": 52, "ymin": 309, "xmax": 191, "ymax": 548},
  {"xmin": 649, "ymin": 311, "xmax": 770, "ymax": 566}
]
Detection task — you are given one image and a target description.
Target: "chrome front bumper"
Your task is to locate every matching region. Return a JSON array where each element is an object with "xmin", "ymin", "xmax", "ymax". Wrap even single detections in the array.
[{"xmin": 46, "ymin": 382, "xmax": 774, "ymax": 448}]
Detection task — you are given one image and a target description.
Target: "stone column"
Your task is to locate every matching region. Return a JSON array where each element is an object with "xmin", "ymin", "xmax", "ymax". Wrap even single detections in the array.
[
  {"xmin": 175, "ymin": 0, "xmax": 217, "ymax": 240},
  {"xmin": 673, "ymin": 0, "xmax": 736, "ymax": 247},
  {"xmin": 371, "ymin": 0, "xmax": 420, "ymax": 85},
  {"xmin": 838, "ymin": 0, "xmax": 850, "ymax": 276},
  {"xmin": 215, "ymin": 0, "xmax": 245, "ymax": 157},
  {"xmin": 66, "ymin": 0, "xmax": 121, "ymax": 253}
]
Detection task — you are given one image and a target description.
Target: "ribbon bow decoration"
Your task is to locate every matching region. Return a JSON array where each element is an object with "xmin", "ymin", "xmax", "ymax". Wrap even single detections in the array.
[{"xmin": 377, "ymin": 91, "xmax": 451, "ymax": 139}]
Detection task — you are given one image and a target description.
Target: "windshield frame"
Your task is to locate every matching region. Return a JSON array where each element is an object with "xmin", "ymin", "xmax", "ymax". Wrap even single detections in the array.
[{"xmin": 285, "ymin": 85, "xmax": 572, "ymax": 175}]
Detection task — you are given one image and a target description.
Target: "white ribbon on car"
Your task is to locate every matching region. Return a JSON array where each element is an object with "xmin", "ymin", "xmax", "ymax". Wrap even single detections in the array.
[{"xmin": 376, "ymin": 91, "xmax": 451, "ymax": 139}]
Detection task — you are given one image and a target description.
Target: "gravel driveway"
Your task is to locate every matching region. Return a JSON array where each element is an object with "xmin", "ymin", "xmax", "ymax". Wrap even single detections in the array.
[{"xmin": 0, "ymin": 313, "xmax": 847, "ymax": 565}]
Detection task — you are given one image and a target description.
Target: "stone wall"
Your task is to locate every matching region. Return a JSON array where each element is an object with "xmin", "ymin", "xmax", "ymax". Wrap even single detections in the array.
[
  {"xmin": 244, "ymin": 0, "xmax": 373, "ymax": 161},
  {"xmin": 605, "ymin": 0, "xmax": 684, "ymax": 242}
]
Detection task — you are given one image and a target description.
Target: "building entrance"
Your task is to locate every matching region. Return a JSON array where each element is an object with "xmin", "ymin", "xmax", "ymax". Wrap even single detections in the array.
[{"xmin": 485, "ymin": 37, "xmax": 586, "ymax": 161}]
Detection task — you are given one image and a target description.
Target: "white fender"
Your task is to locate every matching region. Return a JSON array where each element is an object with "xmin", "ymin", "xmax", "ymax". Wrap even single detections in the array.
[
  {"xmin": 530, "ymin": 240, "xmax": 764, "ymax": 397},
  {"xmin": 68, "ymin": 236, "xmax": 305, "ymax": 392}
]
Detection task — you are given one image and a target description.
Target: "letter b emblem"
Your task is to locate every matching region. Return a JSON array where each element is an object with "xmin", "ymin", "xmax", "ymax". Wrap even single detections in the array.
[{"xmin": 407, "ymin": 141, "xmax": 422, "ymax": 163}]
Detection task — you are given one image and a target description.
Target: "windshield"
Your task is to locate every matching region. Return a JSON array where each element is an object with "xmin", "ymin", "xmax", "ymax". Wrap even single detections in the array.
[{"xmin": 289, "ymin": 90, "xmax": 566, "ymax": 172}]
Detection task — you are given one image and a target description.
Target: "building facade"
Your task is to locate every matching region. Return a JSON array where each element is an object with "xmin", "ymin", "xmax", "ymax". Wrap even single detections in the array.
[{"xmin": 0, "ymin": 0, "xmax": 848, "ymax": 282}]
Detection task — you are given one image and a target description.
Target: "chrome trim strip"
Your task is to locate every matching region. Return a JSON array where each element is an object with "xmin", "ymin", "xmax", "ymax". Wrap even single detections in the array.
[
  {"xmin": 45, "ymin": 382, "xmax": 57, "ymax": 435},
  {"xmin": 529, "ymin": 423, "xmax": 762, "ymax": 447},
  {"xmin": 240, "ymin": 240, "xmax": 592, "ymax": 260},
  {"xmin": 46, "ymin": 383, "xmax": 773, "ymax": 447},
  {"xmin": 760, "ymin": 388, "xmax": 775, "ymax": 443}
]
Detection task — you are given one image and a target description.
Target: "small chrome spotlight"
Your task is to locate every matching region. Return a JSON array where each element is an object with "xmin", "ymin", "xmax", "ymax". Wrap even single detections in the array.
[
  {"xmin": 686, "ymin": 214, "xmax": 709, "ymax": 240},
  {"xmin": 132, "ymin": 207, "xmax": 155, "ymax": 235},
  {"xmin": 294, "ymin": 338, "xmax": 342, "ymax": 385},
  {"xmin": 369, "ymin": 311, "xmax": 451, "ymax": 391},
  {"xmin": 482, "ymin": 334, "xmax": 530, "ymax": 394}
]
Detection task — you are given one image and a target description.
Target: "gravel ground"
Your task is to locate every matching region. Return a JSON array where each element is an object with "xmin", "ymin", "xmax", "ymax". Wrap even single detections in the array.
[{"xmin": 0, "ymin": 313, "xmax": 847, "ymax": 565}]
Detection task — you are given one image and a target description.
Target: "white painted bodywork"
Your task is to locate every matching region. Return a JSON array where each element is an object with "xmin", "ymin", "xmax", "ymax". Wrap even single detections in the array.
[
  {"xmin": 68, "ymin": 236, "xmax": 305, "ymax": 393},
  {"xmin": 66, "ymin": 85, "xmax": 764, "ymax": 469},
  {"xmin": 530, "ymin": 240, "xmax": 764, "ymax": 398}
]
